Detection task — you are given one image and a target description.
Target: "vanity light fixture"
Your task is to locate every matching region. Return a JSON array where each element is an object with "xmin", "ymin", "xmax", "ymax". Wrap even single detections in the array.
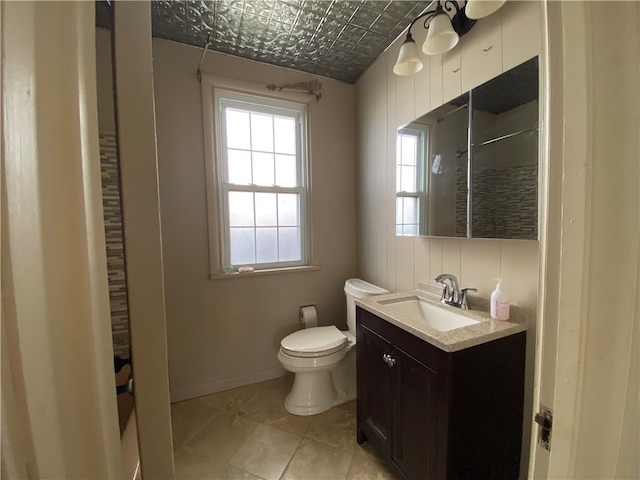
[
  {"xmin": 393, "ymin": 0, "xmax": 505, "ymax": 76},
  {"xmin": 465, "ymin": 0, "xmax": 506, "ymax": 19}
]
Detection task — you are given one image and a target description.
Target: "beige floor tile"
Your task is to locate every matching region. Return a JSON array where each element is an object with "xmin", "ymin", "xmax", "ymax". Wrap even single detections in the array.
[
  {"xmin": 198, "ymin": 383, "xmax": 262, "ymax": 413},
  {"xmin": 259, "ymin": 390, "xmax": 314, "ymax": 436},
  {"xmin": 173, "ymin": 382, "xmax": 396, "ymax": 480},
  {"xmin": 174, "ymin": 409, "xmax": 258, "ymax": 479},
  {"xmin": 335, "ymin": 399, "xmax": 357, "ymax": 416},
  {"xmin": 171, "ymin": 398, "xmax": 222, "ymax": 448},
  {"xmin": 305, "ymin": 406, "xmax": 358, "ymax": 452},
  {"xmin": 281, "ymin": 437, "xmax": 354, "ymax": 480},
  {"xmin": 217, "ymin": 464, "xmax": 265, "ymax": 480},
  {"xmin": 229, "ymin": 424, "xmax": 302, "ymax": 480},
  {"xmin": 347, "ymin": 442, "xmax": 401, "ymax": 480},
  {"xmin": 199, "ymin": 382, "xmax": 307, "ymax": 434},
  {"xmin": 173, "ymin": 444, "xmax": 218, "ymax": 479}
]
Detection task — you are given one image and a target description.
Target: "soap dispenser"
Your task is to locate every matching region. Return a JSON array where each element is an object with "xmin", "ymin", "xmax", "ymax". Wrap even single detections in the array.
[{"xmin": 490, "ymin": 279, "xmax": 510, "ymax": 320}]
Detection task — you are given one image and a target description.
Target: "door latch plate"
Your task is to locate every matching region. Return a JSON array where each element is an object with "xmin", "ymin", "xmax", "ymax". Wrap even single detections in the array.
[{"xmin": 534, "ymin": 407, "xmax": 553, "ymax": 451}]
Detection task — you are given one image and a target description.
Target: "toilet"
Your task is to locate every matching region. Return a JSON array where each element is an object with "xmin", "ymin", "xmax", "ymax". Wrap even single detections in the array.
[{"xmin": 277, "ymin": 278, "xmax": 389, "ymax": 416}]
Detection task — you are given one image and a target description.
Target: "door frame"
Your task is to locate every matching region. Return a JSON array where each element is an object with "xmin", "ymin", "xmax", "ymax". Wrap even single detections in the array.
[
  {"xmin": 531, "ymin": 1, "xmax": 640, "ymax": 478},
  {"xmin": 112, "ymin": 2, "xmax": 175, "ymax": 478}
]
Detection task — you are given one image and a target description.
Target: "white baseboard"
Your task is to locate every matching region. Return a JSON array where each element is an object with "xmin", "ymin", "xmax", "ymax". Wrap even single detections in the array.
[{"xmin": 170, "ymin": 366, "xmax": 288, "ymax": 403}]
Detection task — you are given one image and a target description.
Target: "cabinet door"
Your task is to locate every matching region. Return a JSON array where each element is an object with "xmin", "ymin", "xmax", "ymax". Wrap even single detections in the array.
[
  {"xmin": 357, "ymin": 324, "xmax": 393, "ymax": 453},
  {"xmin": 392, "ymin": 349, "xmax": 439, "ymax": 480}
]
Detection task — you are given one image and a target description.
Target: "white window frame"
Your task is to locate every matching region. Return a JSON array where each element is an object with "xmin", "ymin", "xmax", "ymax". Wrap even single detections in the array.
[
  {"xmin": 396, "ymin": 125, "xmax": 427, "ymax": 236},
  {"xmin": 201, "ymin": 75, "xmax": 312, "ymax": 277}
]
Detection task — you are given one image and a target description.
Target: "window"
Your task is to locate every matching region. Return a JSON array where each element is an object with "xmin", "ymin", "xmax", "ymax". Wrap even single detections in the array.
[
  {"xmin": 214, "ymin": 90, "xmax": 308, "ymax": 271},
  {"xmin": 396, "ymin": 126, "xmax": 426, "ymax": 236}
]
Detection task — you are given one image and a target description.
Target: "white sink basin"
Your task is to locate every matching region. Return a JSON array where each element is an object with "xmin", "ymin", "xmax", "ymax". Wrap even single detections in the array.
[{"xmin": 381, "ymin": 297, "xmax": 482, "ymax": 332}]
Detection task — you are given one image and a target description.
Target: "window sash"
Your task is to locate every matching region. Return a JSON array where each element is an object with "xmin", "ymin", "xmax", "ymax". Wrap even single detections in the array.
[{"xmin": 221, "ymin": 183, "xmax": 306, "ymax": 269}]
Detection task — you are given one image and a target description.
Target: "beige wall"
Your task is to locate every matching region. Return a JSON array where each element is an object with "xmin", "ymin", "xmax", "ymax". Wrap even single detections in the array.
[
  {"xmin": 354, "ymin": 2, "xmax": 541, "ymax": 475},
  {"xmin": 150, "ymin": 38, "xmax": 357, "ymax": 401}
]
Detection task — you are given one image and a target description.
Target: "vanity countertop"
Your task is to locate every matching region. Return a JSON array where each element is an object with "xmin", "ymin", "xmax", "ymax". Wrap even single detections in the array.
[{"xmin": 355, "ymin": 289, "xmax": 529, "ymax": 353}]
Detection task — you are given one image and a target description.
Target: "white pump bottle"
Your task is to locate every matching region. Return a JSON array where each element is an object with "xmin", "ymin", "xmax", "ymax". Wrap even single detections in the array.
[{"xmin": 490, "ymin": 279, "xmax": 510, "ymax": 320}]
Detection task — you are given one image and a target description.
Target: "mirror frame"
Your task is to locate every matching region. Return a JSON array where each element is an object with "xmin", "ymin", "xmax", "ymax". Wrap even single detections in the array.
[{"xmin": 396, "ymin": 56, "xmax": 540, "ymax": 240}]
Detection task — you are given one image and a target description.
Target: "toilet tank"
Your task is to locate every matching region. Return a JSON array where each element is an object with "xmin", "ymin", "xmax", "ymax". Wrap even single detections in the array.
[{"xmin": 344, "ymin": 278, "xmax": 389, "ymax": 335}]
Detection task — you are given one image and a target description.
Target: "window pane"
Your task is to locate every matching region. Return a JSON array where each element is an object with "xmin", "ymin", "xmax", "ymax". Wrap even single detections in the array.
[
  {"xmin": 279, "ymin": 227, "xmax": 301, "ymax": 262},
  {"xmin": 251, "ymin": 113, "xmax": 274, "ymax": 152},
  {"xmin": 227, "ymin": 149, "xmax": 252, "ymax": 184},
  {"xmin": 400, "ymin": 165, "xmax": 417, "ymax": 192},
  {"xmin": 255, "ymin": 193, "xmax": 277, "ymax": 226},
  {"xmin": 226, "ymin": 109, "xmax": 250, "ymax": 150},
  {"xmin": 228, "ymin": 191, "xmax": 254, "ymax": 226},
  {"xmin": 278, "ymin": 193, "xmax": 299, "ymax": 226},
  {"xmin": 256, "ymin": 227, "xmax": 278, "ymax": 263},
  {"xmin": 230, "ymin": 227, "xmax": 255, "ymax": 264},
  {"xmin": 396, "ymin": 197, "xmax": 403, "ymax": 222},
  {"xmin": 252, "ymin": 152, "xmax": 275, "ymax": 186},
  {"xmin": 403, "ymin": 224, "xmax": 418, "ymax": 235},
  {"xmin": 274, "ymin": 117, "xmax": 296, "ymax": 154},
  {"xmin": 403, "ymin": 197, "xmax": 418, "ymax": 224},
  {"xmin": 401, "ymin": 135, "xmax": 417, "ymax": 166},
  {"xmin": 275, "ymin": 154, "xmax": 297, "ymax": 187}
]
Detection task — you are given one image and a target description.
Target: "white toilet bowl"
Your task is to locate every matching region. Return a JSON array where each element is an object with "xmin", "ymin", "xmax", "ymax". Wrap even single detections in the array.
[{"xmin": 277, "ymin": 279, "xmax": 389, "ymax": 416}]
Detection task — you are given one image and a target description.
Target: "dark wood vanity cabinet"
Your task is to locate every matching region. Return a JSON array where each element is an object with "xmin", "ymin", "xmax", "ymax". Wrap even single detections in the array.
[{"xmin": 356, "ymin": 307, "xmax": 526, "ymax": 480}]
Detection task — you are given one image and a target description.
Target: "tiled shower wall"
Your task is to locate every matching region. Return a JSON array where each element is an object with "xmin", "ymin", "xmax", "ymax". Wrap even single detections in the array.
[
  {"xmin": 475, "ymin": 164, "xmax": 538, "ymax": 238},
  {"xmin": 455, "ymin": 164, "xmax": 538, "ymax": 239},
  {"xmin": 99, "ymin": 131, "xmax": 131, "ymax": 359}
]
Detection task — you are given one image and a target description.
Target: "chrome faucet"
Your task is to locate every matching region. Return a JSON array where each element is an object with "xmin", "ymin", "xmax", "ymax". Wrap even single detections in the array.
[{"xmin": 435, "ymin": 274, "xmax": 477, "ymax": 309}]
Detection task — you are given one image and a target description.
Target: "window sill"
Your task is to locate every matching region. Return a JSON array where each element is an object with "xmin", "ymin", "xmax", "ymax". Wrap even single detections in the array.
[{"xmin": 209, "ymin": 265, "xmax": 320, "ymax": 280}]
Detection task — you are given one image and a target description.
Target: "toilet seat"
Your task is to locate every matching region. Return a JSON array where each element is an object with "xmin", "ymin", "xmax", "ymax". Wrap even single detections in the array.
[{"xmin": 280, "ymin": 325, "xmax": 348, "ymax": 358}]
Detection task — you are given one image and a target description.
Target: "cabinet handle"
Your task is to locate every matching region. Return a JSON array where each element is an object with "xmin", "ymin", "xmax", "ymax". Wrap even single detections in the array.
[
  {"xmin": 382, "ymin": 353, "xmax": 396, "ymax": 367},
  {"xmin": 452, "ymin": 67, "xmax": 460, "ymax": 73},
  {"xmin": 482, "ymin": 45, "xmax": 494, "ymax": 54}
]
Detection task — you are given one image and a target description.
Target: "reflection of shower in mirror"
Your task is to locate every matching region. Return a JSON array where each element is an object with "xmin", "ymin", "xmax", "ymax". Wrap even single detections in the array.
[{"xmin": 396, "ymin": 56, "xmax": 539, "ymax": 239}]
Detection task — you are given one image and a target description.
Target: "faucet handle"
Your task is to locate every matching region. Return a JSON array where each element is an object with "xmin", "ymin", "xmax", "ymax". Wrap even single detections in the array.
[{"xmin": 460, "ymin": 288, "xmax": 477, "ymax": 310}]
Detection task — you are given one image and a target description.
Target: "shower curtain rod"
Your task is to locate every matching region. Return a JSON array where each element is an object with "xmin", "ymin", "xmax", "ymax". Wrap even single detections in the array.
[
  {"xmin": 455, "ymin": 127, "xmax": 538, "ymax": 158},
  {"xmin": 437, "ymin": 103, "xmax": 468, "ymax": 122}
]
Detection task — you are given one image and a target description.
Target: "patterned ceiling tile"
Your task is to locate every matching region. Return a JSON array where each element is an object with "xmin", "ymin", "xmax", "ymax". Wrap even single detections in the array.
[
  {"xmin": 152, "ymin": 1, "xmax": 190, "ymax": 43},
  {"xmin": 269, "ymin": 1, "xmax": 303, "ymax": 25},
  {"xmin": 97, "ymin": 0, "xmax": 428, "ymax": 84},
  {"xmin": 350, "ymin": 4, "xmax": 384, "ymax": 30},
  {"xmin": 369, "ymin": 13, "xmax": 404, "ymax": 36},
  {"xmin": 326, "ymin": 1, "xmax": 361, "ymax": 22}
]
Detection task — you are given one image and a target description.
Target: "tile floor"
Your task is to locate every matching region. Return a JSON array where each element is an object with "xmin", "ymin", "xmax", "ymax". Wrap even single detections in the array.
[{"xmin": 171, "ymin": 374, "xmax": 401, "ymax": 480}]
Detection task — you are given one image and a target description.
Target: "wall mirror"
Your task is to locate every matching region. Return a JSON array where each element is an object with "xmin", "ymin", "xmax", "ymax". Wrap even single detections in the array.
[{"xmin": 396, "ymin": 56, "xmax": 539, "ymax": 239}]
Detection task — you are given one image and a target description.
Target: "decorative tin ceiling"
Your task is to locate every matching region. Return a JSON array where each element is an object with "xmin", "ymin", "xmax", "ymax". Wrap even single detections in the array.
[{"xmin": 96, "ymin": 1, "xmax": 427, "ymax": 84}]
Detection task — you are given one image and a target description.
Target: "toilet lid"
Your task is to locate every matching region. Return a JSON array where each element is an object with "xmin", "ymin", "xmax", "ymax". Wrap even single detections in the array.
[{"xmin": 281, "ymin": 326, "xmax": 348, "ymax": 357}]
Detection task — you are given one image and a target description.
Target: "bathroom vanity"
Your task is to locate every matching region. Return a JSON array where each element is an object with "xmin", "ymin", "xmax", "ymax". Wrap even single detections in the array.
[{"xmin": 355, "ymin": 293, "xmax": 527, "ymax": 480}]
